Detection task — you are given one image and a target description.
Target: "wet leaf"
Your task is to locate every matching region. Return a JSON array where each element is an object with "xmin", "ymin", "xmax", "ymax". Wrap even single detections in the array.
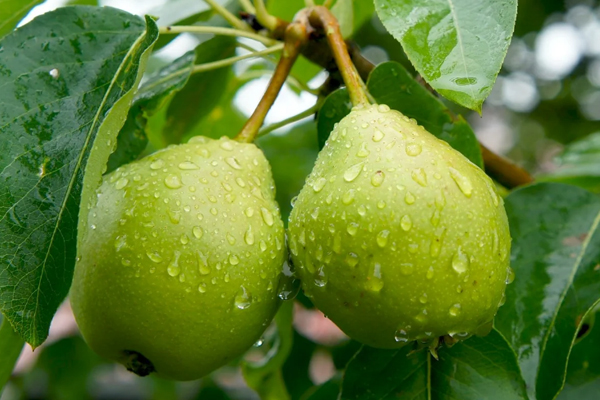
[
  {"xmin": 497, "ymin": 182, "xmax": 600, "ymax": 400},
  {"xmin": 107, "ymin": 50, "xmax": 196, "ymax": 172},
  {"xmin": 374, "ymin": 0, "xmax": 517, "ymax": 111},
  {"xmin": 0, "ymin": 6, "xmax": 158, "ymax": 346},
  {"xmin": 341, "ymin": 330, "xmax": 527, "ymax": 399}
]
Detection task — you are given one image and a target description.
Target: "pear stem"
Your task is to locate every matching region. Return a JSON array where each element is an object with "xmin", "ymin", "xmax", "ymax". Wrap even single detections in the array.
[
  {"xmin": 254, "ymin": 0, "xmax": 278, "ymax": 31},
  {"xmin": 157, "ymin": 25, "xmax": 276, "ymax": 46},
  {"xmin": 257, "ymin": 99, "xmax": 324, "ymax": 138},
  {"xmin": 192, "ymin": 43, "xmax": 284, "ymax": 74},
  {"xmin": 205, "ymin": 0, "xmax": 249, "ymax": 31},
  {"xmin": 235, "ymin": 23, "xmax": 308, "ymax": 143},
  {"xmin": 479, "ymin": 144, "xmax": 534, "ymax": 188},
  {"xmin": 307, "ymin": 6, "xmax": 370, "ymax": 107},
  {"xmin": 239, "ymin": 0, "xmax": 256, "ymax": 13}
]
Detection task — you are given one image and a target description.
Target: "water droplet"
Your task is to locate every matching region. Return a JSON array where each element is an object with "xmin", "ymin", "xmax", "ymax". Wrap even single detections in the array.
[
  {"xmin": 377, "ymin": 104, "xmax": 390, "ymax": 112},
  {"xmin": 311, "ymin": 207, "xmax": 320, "ymax": 220},
  {"xmin": 229, "ymin": 254, "xmax": 240, "ymax": 265},
  {"xmin": 492, "ymin": 229, "xmax": 499, "ymax": 255},
  {"xmin": 400, "ymin": 215, "xmax": 412, "ymax": 231},
  {"xmin": 344, "ymin": 162, "xmax": 364, "ymax": 182},
  {"xmin": 347, "ymin": 222, "xmax": 359, "ymax": 236},
  {"xmin": 198, "ymin": 283, "xmax": 207, "ymax": 293},
  {"xmin": 371, "ymin": 171, "xmax": 385, "ymax": 187},
  {"xmin": 146, "ymin": 251, "xmax": 162, "ymax": 263},
  {"xmin": 115, "ymin": 178, "xmax": 129, "ymax": 190},
  {"xmin": 313, "ymin": 177, "xmax": 327, "ymax": 192},
  {"xmin": 400, "ymin": 263, "xmax": 414, "ymax": 275},
  {"xmin": 244, "ymin": 227, "xmax": 255, "ymax": 245},
  {"xmin": 180, "ymin": 233, "xmax": 189, "ymax": 244},
  {"xmin": 167, "ymin": 251, "xmax": 181, "ymax": 276},
  {"xmin": 178, "ymin": 161, "xmax": 198, "ymax": 170},
  {"xmin": 314, "ymin": 266, "xmax": 328, "ymax": 287},
  {"xmin": 210, "ymin": 207, "xmax": 218, "ymax": 216},
  {"xmin": 220, "ymin": 141, "xmax": 234, "ymax": 151},
  {"xmin": 406, "ymin": 143, "xmax": 422, "ymax": 156},
  {"xmin": 449, "ymin": 304, "xmax": 461, "ymax": 316},
  {"xmin": 164, "ymin": 175, "xmax": 182, "ymax": 189},
  {"xmin": 224, "ymin": 273, "xmax": 230, "ymax": 282},
  {"xmin": 394, "ymin": 329, "xmax": 409, "ymax": 343},
  {"xmin": 419, "ymin": 293, "xmax": 428, "ymax": 304},
  {"xmin": 333, "ymin": 235, "xmax": 342, "ymax": 253},
  {"xmin": 435, "ymin": 191, "xmax": 446, "ymax": 210},
  {"xmin": 197, "ymin": 252, "xmax": 210, "ymax": 275},
  {"xmin": 376, "ymin": 230, "xmax": 389, "ymax": 247},
  {"xmin": 415, "ymin": 310, "xmax": 428, "ymax": 323},
  {"xmin": 365, "ymin": 262, "xmax": 384, "ymax": 292},
  {"xmin": 498, "ymin": 292, "xmax": 506, "ymax": 307},
  {"xmin": 150, "ymin": 159, "xmax": 164, "ymax": 170},
  {"xmin": 260, "ymin": 240, "xmax": 267, "ymax": 252},
  {"xmin": 431, "ymin": 209, "xmax": 441, "ymax": 227},
  {"xmin": 404, "ymin": 192, "xmax": 415, "ymax": 205},
  {"xmin": 244, "ymin": 207, "xmax": 254, "ymax": 217},
  {"xmin": 357, "ymin": 142, "xmax": 370, "ymax": 157},
  {"xmin": 227, "ymin": 233, "xmax": 236, "ymax": 245},
  {"xmin": 372, "ymin": 128, "xmax": 384, "ymax": 142},
  {"xmin": 261, "ymin": 208, "xmax": 274, "ymax": 226},
  {"xmin": 114, "ymin": 235, "xmax": 127, "ymax": 251},
  {"xmin": 411, "ymin": 168, "xmax": 427, "ymax": 187},
  {"xmin": 449, "ymin": 167, "xmax": 473, "ymax": 197},
  {"xmin": 325, "ymin": 193, "xmax": 333, "ymax": 204},
  {"xmin": 426, "ymin": 266, "xmax": 434, "ymax": 279},
  {"xmin": 167, "ymin": 209, "xmax": 181, "ymax": 224},
  {"xmin": 236, "ymin": 177, "xmax": 246, "ymax": 187},
  {"xmin": 121, "ymin": 258, "xmax": 131, "ymax": 266},
  {"xmin": 452, "ymin": 247, "xmax": 469, "ymax": 274},
  {"xmin": 226, "ymin": 157, "xmax": 242, "ymax": 170},
  {"xmin": 234, "ymin": 286, "xmax": 252, "ymax": 309},
  {"xmin": 342, "ymin": 189, "xmax": 356, "ymax": 204},
  {"xmin": 193, "ymin": 226, "xmax": 203, "ymax": 239},
  {"xmin": 408, "ymin": 243, "xmax": 418, "ymax": 253},
  {"xmin": 346, "ymin": 253, "xmax": 359, "ymax": 267},
  {"xmin": 506, "ymin": 267, "xmax": 515, "ymax": 284}
]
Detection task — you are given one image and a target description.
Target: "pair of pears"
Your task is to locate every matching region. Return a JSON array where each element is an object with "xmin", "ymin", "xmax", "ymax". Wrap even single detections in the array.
[{"xmin": 72, "ymin": 104, "xmax": 510, "ymax": 380}]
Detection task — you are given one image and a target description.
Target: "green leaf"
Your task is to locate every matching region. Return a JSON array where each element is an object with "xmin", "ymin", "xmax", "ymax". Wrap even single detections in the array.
[
  {"xmin": 304, "ymin": 375, "xmax": 342, "ymax": 399},
  {"xmin": 496, "ymin": 182, "xmax": 600, "ymax": 400},
  {"xmin": 331, "ymin": 0, "xmax": 354, "ymax": 38},
  {"xmin": 107, "ymin": 50, "xmax": 196, "ymax": 172},
  {"xmin": 242, "ymin": 301, "xmax": 294, "ymax": 400},
  {"xmin": 0, "ymin": 6, "xmax": 158, "ymax": 346},
  {"xmin": 341, "ymin": 329, "xmax": 527, "ymax": 399},
  {"xmin": 0, "ymin": 317, "xmax": 25, "ymax": 392},
  {"xmin": 0, "ymin": 0, "xmax": 43, "ymax": 38},
  {"xmin": 374, "ymin": 0, "xmax": 517, "ymax": 111},
  {"xmin": 317, "ymin": 62, "xmax": 483, "ymax": 168},
  {"xmin": 163, "ymin": 35, "xmax": 237, "ymax": 144},
  {"xmin": 540, "ymin": 132, "xmax": 600, "ymax": 193},
  {"xmin": 557, "ymin": 310, "xmax": 600, "ymax": 399},
  {"xmin": 316, "ymin": 88, "xmax": 352, "ymax": 150}
]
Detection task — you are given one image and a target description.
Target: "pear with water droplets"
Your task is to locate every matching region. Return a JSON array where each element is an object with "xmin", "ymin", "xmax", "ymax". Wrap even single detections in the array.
[
  {"xmin": 288, "ymin": 104, "xmax": 511, "ymax": 348},
  {"xmin": 71, "ymin": 136, "xmax": 286, "ymax": 380}
]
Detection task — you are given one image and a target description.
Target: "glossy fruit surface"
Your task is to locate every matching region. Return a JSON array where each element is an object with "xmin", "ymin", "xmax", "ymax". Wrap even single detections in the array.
[
  {"xmin": 288, "ymin": 104, "xmax": 511, "ymax": 348},
  {"xmin": 71, "ymin": 136, "xmax": 285, "ymax": 380}
]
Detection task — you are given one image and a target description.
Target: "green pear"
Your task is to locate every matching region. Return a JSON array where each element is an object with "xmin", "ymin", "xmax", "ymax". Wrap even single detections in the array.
[
  {"xmin": 71, "ymin": 136, "xmax": 286, "ymax": 381},
  {"xmin": 288, "ymin": 104, "xmax": 511, "ymax": 349}
]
